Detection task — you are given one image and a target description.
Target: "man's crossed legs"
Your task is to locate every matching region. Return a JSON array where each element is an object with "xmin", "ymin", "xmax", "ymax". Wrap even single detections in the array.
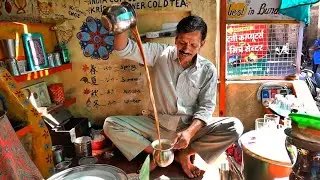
[{"xmin": 103, "ymin": 116, "xmax": 243, "ymax": 178}]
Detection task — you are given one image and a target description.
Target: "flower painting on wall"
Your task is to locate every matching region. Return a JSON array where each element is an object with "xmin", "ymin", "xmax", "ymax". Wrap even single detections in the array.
[{"xmin": 77, "ymin": 16, "xmax": 114, "ymax": 60}]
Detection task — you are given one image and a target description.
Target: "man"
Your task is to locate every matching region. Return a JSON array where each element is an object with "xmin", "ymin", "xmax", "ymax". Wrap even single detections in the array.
[
  {"xmin": 103, "ymin": 15, "xmax": 244, "ymax": 178},
  {"xmin": 312, "ymin": 39, "xmax": 320, "ymax": 73}
]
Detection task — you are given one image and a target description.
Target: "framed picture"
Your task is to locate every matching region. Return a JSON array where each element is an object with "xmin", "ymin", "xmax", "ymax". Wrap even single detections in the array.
[
  {"xmin": 22, "ymin": 33, "xmax": 48, "ymax": 71},
  {"xmin": 22, "ymin": 81, "xmax": 52, "ymax": 108}
]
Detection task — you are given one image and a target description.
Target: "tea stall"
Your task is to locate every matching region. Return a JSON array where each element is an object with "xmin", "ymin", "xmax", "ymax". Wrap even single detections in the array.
[{"xmin": 0, "ymin": 0, "xmax": 319, "ymax": 179}]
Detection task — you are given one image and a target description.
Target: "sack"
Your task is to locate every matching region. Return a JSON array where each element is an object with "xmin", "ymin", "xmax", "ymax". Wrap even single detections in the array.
[{"xmin": 48, "ymin": 83, "xmax": 65, "ymax": 104}]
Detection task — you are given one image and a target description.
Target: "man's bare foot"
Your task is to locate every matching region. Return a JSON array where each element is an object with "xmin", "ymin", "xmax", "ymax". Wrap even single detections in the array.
[{"xmin": 175, "ymin": 150, "xmax": 205, "ymax": 178}]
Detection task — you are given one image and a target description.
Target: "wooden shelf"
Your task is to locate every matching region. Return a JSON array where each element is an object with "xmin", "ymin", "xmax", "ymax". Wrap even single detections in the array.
[
  {"xmin": 14, "ymin": 64, "xmax": 72, "ymax": 82},
  {"xmin": 47, "ymin": 98, "xmax": 76, "ymax": 113},
  {"xmin": 16, "ymin": 125, "xmax": 32, "ymax": 138}
]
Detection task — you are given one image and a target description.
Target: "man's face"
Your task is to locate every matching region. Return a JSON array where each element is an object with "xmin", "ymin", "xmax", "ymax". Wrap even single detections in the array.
[{"xmin": 175, "ymin": 31, "xmax": 205, "ymax": 63}]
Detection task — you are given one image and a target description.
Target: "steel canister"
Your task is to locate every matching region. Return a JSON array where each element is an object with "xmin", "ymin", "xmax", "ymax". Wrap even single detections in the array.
[
  {"xmin": 53, "ymin": 52, "xmax": 62, "ymax": 66},
  {"xmin": 74, "ymin": 136, "xmax": 92, "ymax": 157},
  {"xmin": 47, "ymin": 53, "xmax": 55, "ymax": 67},
  {"xmin": 5, "ymin": 58, "xmax": 20, "ymax": 76},
  {"xmin": 52, "ymin": 145, "xmax": 64, "ymax": 165}
]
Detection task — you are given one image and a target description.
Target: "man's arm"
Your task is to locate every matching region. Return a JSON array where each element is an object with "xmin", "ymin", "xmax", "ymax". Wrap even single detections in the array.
[
  {"xmin": 112, "ymin": 31, "xmax": 168, "ymax": 66},
  {"xmin": 185, "ymin": 119, "xmax": 204, "ymax": 137},
  {"xmin": 114, "ymin": 31, "xmax": 129, "ymax": 51}
]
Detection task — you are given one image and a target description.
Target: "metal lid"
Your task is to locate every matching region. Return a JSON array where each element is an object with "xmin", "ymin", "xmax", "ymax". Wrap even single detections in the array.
[
  {"xmin": 55, "ymin": 161, "xmax": 71, "ymax": 172},
  {"xmin": 74, "ymin": 136, "xmax": 92, "ymax": 144},
  {"xmin": 48, "ymin": 164, "xmax": 128, "ymax": 180},
  {"xmin": 78, "ymin": 156, "xmax": 98, "ymax": 165}
]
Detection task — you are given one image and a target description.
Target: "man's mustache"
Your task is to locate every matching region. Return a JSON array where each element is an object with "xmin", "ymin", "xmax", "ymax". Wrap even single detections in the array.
[{"xmin": 179, "ymin": 51, "xmax": 191, "ymax": 56}]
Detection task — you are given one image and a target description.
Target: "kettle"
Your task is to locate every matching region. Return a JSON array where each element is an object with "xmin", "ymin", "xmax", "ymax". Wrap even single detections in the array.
[{"xmin": 101, "ymin": 2, "xmax": 137, "ymax": 35}]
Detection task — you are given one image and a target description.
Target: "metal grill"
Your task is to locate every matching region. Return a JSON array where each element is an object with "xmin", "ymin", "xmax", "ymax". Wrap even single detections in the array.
[{"xmin": 226, "ymin": 23, "xmax": 300, "ymax": 79}]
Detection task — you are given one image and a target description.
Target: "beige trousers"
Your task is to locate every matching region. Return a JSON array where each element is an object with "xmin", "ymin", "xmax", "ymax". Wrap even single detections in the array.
[{"xmin": 103, "ymin": 115, "xmax": 243, "ymax": 164}]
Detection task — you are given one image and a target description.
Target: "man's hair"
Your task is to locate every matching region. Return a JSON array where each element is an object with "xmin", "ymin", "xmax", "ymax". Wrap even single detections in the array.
[{"xmin": 176, "ymin": 15, "xmax": 207, "ymax": 41}]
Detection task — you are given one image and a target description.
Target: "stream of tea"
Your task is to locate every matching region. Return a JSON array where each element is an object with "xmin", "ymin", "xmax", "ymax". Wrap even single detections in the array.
[{"xmin": 130, "ymin": 25, "xmax": 162, "ymax": 149}]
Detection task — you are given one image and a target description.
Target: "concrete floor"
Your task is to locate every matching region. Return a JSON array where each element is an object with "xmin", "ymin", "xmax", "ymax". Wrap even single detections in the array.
[{"xmin": 92, "ymin": 148, "xmax": 223, "ymax": 180}]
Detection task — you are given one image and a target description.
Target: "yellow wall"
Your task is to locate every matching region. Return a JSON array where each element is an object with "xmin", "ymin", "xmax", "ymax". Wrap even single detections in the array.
[
  {"xmin": 0, "ymin": 0, "xmax": 219, "ymax": 126},
  {"xmin": 1, "ymin": 0, "xmax": 316, "ymax": 133}
]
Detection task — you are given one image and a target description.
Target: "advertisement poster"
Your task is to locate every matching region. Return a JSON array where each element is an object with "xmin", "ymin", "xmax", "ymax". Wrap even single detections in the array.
[
  {"xmin": 227, "ymin": 0, "xmax": 293, "ymax": 21},
  {"xmin": 227, "ymin": 24, "xmax": 268, "ymax": 76}
]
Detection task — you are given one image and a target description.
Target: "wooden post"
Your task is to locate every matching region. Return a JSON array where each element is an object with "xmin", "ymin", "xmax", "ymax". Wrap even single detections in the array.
[{"xmin": 219, "ymin": 0, "xmax": 227, "ymax": 116}]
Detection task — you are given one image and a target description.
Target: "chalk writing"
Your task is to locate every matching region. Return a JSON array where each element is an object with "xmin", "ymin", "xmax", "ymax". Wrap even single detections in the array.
[
  {"xmin": 69, "ymin": 5, "xmax": 87, "ymax": 18},
  {"xmin": 80, "ymin": 76, "xmax": 99, "ymax": 85},
  {"xmin": 121, "ymin": 77, "xmax": 139, "ymax": 82},
  {"xmin": 91, "ymin": 76, "xmax": 98, "ymax": 85},
  {"xmin": 120, "ymin": 64, "xmax": 137, "ymax": 72},
  {"xmin": 93, "ymin": 100, "xmax": 106, "ymax": 108},
  {"xmin": 123, "ymin": 89, "xmax": 141, "ymax": 94},
  {"xmin": 103, "ymin": 65, "xmax": 113, "ymax": 71},
  {"xmin": 105, "ymin": 89, "xmax": 115, "ymax": 94},
  {"xmin": 91, "ymin": 89, "xmax": 99, "ymax": 97},
  {"xmin": 104, "ymin": 76, "xmax": 117, "ymax": 82},
  {"xmin": 90, "ymin": 64, "xmax": 98, "ymax": 75},
  {"xmin": 124, "ymin": 99, "xmax": 141, "ymax": 104},
  {"xmin": 107, "ymin": 100, "xmax": 118, "ymax": 105}
]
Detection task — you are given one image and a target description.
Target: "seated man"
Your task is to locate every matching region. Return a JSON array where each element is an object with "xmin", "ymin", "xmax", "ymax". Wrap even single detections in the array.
[{"xmin": 103, "ymin": 15, "xmax": 244, "ymax": 178}]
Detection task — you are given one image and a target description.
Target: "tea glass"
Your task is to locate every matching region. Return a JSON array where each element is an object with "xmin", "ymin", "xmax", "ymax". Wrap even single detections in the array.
[
  {"xmin": 264, "ymin": 114, "xmax": 280, "ymax": 127},
  {"xmin": 151, "ymin": 139, "xmax": 174, "ymax": 167}
]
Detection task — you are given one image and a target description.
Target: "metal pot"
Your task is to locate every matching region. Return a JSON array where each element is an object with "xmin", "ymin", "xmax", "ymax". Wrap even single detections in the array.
[
  {"xmin": 74, "ymin": 136, "xmax": 92, "ymax": 157},
  {"xmin": 151, "ymin": 139, "xmax": 174, "ymax": 167},
  {"xmin": 101, "ymin": 2, "xmax": 137, "ymax": 34}
]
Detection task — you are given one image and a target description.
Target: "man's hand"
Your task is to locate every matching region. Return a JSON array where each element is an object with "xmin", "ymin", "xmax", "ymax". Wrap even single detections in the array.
[
  {"xmin": 171, "ymin": 119, "xmax": 205, "ymax": 150},
  {"xmin": 172, "ymin": 130, "xmax": 192, "ymax": 150}
]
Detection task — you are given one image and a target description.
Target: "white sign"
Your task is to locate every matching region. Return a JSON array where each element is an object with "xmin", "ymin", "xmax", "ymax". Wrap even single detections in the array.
[{"xmin": 227, "ymin": 0, "xmax": 294, "ymax": 21}]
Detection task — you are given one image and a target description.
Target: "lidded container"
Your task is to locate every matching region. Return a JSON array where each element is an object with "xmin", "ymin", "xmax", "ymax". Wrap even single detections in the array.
[{"xmin": 74, "ymin": 136, "xmax": 92, "ymax": 157}]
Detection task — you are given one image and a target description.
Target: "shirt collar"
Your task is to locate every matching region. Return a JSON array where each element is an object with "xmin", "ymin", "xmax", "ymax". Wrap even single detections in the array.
[{"xmin": 173, "ymin": 47, "xmax": 201, "ymax": 69}]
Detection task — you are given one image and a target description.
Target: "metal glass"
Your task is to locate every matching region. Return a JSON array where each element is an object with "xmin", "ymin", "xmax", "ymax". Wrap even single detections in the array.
[{"xmin": 151, "ymin": 139, "xmax": 174, "ymax": 167}]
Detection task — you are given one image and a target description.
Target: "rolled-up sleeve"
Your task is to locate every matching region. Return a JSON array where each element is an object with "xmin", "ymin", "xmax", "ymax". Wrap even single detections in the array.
[
  {"xmin": 114, "ymin": 38, "xmax": 167, "ymax": 67},
  {"xmin": 193, "ymin": 65, "xmax": 217, "ymax": 125}
]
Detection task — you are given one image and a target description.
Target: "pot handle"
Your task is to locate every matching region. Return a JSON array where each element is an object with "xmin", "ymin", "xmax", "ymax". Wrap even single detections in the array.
[{"xmin": 285, "ymin": 138, "xmax": 297, "ymax": 165}]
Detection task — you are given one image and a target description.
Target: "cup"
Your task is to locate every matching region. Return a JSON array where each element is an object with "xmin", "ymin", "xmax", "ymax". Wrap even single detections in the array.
[
  {"xmin": 53, "ymin": 52, "xmax": 62, "ymax": 66},
  {"xmin": 264, "ymin": 114, "xmax": 280, "ymax": 125},
  {"xmin": 255, "ymin": 118, "xmax": 268, "ymax": 131},
  {"xmin": 151, "ymin": 139, "xmax": 174, "ymax": 167}
]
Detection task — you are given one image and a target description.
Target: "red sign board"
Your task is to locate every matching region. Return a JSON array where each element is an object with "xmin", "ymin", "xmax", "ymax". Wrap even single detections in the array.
[{"xmin": 226, "ymin": 24, "xmax": 268, "ymax": 66}]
